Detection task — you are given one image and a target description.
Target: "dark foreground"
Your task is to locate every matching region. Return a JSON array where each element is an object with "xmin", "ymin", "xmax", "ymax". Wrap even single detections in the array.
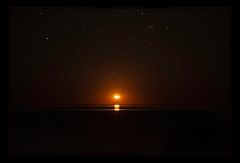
[{"xmin": 8, "ymin": 107, "xmax": 232, "ymax": 156}]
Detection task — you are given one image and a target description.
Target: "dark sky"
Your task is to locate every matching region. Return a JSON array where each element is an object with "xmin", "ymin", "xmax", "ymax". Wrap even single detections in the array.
[{"xmin": 9, "ymin": 8, "xmax": 231, "ymax": 106}]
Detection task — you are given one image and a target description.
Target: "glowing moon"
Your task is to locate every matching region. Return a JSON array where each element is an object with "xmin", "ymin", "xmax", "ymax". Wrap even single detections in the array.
[{"xmin": 113, "ymin": 94, "xmax": 120, "ymax": 100}]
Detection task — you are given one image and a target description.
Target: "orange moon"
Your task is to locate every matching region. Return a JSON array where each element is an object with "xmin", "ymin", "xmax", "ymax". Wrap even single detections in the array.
[{"xmin": 113, "ymin": 94, "xmax": 120, "ymax": 100}]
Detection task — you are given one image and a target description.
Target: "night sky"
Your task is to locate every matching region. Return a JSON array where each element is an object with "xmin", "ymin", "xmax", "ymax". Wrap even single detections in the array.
[{"xmin": 9, "ymin": 8, "xmax": 231, "ymax": 106}]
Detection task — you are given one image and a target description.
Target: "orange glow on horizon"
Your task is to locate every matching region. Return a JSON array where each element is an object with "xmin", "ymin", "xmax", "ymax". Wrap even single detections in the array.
[{"xmin": 114, "ymin": 104, "xmax": 120, "ymax": 111}]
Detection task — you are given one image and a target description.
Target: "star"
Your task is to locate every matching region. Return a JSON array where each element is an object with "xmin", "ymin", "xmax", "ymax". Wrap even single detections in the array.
[
  {"xmin": 39, "ymin": 12, "xmax": 42, "ymax": 16},
  {"xmin": 147, "ymin": 24, "xmax": 155, "ymax": 31},
  {"xmin": 45, "ymin": 37, "xmax": 49, "ymax": 40},
  {"xmin": 140, "ymin": 11, "xmax": 144, "ymax": 16},
  {"xmin": 166, "ymin": 26, "xmax": 169, "ymax": 29},
  {"xmin": 82, "ymin": 28, "xmax": 86, "ymax": 32}
]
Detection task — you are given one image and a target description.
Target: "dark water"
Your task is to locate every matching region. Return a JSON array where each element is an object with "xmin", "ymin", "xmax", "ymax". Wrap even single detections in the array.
[{"xmin": 8, "ymin": 107, "xmax": 232, "ymax": 156}]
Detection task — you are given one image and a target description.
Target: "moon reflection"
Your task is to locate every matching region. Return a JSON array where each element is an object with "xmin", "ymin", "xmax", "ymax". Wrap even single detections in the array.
[{"xmin": 114, "ymin": 104, "xmax": 120, "ymax": 111}]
